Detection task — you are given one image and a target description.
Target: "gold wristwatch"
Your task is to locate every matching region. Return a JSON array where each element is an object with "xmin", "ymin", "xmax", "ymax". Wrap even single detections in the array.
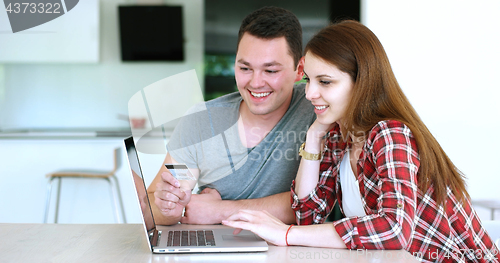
[{"xmin": 298, "ymin": 142, "xmax": 322, "ymax": 161}]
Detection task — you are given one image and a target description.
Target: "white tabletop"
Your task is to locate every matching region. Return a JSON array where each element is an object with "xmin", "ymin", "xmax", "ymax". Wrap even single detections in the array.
[{"xmin": 0, "ymin": 223, "xmax": 420, "ymax": 263}]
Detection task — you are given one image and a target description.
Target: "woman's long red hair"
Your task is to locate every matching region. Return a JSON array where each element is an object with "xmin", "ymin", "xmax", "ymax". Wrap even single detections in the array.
[{"xmin": 305, "ymin": 20, "xmax": 469, "ymax": 206}]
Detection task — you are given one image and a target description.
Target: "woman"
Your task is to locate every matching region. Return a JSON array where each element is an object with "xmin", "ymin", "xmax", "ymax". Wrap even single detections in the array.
[{"xmin": 222, "ymin": 20, "xmax": 499, "ymax": 263}]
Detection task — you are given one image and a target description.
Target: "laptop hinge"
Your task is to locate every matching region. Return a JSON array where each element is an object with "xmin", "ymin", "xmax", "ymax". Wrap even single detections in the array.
[{"xmin": 150, "ymin": 229, "xmax": 160, "ymax": 247}]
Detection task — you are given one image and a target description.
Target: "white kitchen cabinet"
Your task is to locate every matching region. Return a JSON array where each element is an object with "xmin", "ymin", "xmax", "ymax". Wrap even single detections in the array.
[{"xmin": 0, "ymin": 0, "xmax": 99, "ymax": 63}]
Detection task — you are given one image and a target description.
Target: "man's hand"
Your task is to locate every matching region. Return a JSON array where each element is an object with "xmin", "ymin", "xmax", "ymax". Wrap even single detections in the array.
[
  {"xmin": 181, "ymin": 188, "xmax": 223, "ymax": 224},
  {"xmin": 154, "ymin": 170, "xmax": 192, "ymax": 219}
]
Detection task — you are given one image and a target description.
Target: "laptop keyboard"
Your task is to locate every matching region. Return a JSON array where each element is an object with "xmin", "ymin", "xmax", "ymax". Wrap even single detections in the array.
[{"xmin": 167, "ymin": 230, "xmax": 216, "ymax": 247}]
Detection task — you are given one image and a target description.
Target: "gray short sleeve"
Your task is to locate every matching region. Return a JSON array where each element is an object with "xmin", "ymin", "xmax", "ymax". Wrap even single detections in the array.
[{"xmin": 167, "ymin": 83, "xmax": 315, "ymax": 199}]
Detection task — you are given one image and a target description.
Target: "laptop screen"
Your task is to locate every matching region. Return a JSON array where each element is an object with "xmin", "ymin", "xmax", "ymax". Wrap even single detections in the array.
[{"xmin": 124, "ymin": 137, "xmax": 157, "ymax": 237}]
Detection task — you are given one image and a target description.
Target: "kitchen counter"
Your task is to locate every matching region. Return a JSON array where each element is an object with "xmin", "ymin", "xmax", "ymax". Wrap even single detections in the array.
[
  {"xmin": 0, "ymin": 127, "xmax": 132, "ymax": 139},
  {"xmin": 0, "ymin": 127, "xmax": 174, "ymax": 139}
]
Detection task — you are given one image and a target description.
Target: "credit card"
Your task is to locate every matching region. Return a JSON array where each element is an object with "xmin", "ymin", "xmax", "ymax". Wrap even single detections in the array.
[{"xmin": 165, "ymin": 164, "xmax": 196, "ymax": 181}]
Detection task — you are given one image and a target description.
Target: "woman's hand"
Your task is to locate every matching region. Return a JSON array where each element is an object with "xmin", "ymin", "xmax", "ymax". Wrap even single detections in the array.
[
  {"xmin": 293, "ymin": 120, "xmax": 336, "ymax": 199},
  {"xmin": 222, "ymin": 210, "xmax": 290, "ymax": 246},
  {"xmin": 307, "ymin": 120, "xmax": 336, "ymax": 142},
  {"xmin": 223, "ymin": 209, "xmax": 347, "ymax": 249}
]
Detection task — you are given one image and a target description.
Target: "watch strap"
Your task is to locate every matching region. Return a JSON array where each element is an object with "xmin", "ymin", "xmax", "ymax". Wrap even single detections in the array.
[{"xmin": 299, "ymin": 142, "xmax": 322, "ymax": 161}]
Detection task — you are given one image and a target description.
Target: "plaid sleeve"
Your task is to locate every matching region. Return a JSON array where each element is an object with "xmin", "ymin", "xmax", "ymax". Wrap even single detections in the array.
[
  {"xmin": 290, "ymin": 168, "xmax": 336, "ymax": 225},
  {"xmin": 291, "ymin": 125, "xmax": 342, "ymax": 225},
  {"xmin": 334, "ymin": 120, "xmax": 420, "ymax": 250}
]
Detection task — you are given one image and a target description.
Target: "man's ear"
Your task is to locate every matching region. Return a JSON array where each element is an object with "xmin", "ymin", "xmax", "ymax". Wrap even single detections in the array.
[{"xmin": 294, "ymin": 56, "xmax": 305, "ymax": 82}]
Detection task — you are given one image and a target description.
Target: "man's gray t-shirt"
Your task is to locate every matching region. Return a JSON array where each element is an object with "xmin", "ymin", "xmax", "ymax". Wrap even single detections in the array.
[{"xmin": 167, "ymin": 83, "xmax": 315, "ymax": 200}]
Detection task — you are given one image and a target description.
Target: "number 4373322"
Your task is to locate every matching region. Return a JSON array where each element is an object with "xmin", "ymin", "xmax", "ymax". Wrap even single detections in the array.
[{"xmin": 6, "ymin": 3, "xmax": 62, "ymax": 14}]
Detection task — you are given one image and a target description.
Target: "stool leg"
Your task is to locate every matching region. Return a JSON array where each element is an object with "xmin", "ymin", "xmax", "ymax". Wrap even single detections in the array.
[
  {"xmin": 111, "ymin": 175, "xmax": 127, "ymax": 223},
  {"xmin": 106, "ymin": 177, "xmax": 122, "ymax": 223},
  {"xmin": 43, "ymin": 177, "xmax": 55, "ymax": 223},
  {"xmin": 54, "ymin": 177, "xmax": 62, "ymax": 223}
]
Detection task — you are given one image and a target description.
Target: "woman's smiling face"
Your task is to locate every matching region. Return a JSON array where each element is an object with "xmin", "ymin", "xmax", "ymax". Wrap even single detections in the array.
[{"xmin": 303, "ymin": 52, "xmax": 355, "ymax": 126}]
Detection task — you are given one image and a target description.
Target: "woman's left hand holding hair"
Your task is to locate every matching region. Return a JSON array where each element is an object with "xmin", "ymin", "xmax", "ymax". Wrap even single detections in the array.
[
  {"xmin": 305, "ymin": 120, "xmax": 334, "ymax": 145},
  {"xmin": 222, "ymin": 210, "xmax": 290, "ymax": 246}
]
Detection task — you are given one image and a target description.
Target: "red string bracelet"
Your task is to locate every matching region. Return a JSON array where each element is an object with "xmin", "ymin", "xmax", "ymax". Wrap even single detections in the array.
[{"xmin": 285, "ymin": 224, "xmax": 294, "ymax": 246}]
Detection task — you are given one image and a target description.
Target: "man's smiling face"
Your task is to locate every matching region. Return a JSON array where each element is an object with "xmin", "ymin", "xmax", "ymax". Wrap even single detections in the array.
[{"xmin": 234, "ymin": 33, "xmax": 301, "ymax": 118}]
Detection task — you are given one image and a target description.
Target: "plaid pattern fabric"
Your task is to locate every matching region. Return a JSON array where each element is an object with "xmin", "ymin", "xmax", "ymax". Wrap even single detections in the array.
[{"xmin": 291, "ymin": 120, "xmax": 499, "ymax": 263}]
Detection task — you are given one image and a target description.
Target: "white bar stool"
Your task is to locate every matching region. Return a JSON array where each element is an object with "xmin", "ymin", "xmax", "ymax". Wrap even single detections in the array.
[{"xmin": 43, "ymin": 147, "xmax": 127, "ymax": 223}]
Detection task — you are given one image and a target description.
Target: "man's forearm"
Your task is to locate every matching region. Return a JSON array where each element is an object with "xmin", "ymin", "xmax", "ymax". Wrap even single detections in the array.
[{"xmin": 220, "ymin": 192, "xmax": 296, "ymax": 224}]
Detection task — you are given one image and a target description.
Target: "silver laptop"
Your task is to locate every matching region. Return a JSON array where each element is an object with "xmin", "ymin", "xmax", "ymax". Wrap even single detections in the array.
[{"xmin": 124, "ymin": 136, "xmax": 268, "ymax": 253}]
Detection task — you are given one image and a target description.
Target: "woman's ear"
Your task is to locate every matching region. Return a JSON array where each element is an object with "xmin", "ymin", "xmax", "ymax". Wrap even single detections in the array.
[{"xmin": 294, "ymin": 56, "xmax": 305, "ymax": 82}]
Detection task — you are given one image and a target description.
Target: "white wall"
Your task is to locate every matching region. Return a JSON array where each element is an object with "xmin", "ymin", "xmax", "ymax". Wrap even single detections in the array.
[
  {"xmin": 0, "ymin": 0, "xmax": 204, "ymax": 129},
  {"xmin": 0, "ymin": 0, "xmax": 99, "ymax": 63},
  {"xmin": 0, "ymin": 0, "xmax": 204, "ymax": 224},
  {"xmin": 362, "ymin": 0, "xmax": 500, "ymax": 215}
]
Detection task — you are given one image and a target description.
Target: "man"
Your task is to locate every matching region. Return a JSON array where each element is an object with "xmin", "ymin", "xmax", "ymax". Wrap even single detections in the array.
[{"xmin": 147, "ymin": 6, "xmax": 315, "ymax": 225}]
